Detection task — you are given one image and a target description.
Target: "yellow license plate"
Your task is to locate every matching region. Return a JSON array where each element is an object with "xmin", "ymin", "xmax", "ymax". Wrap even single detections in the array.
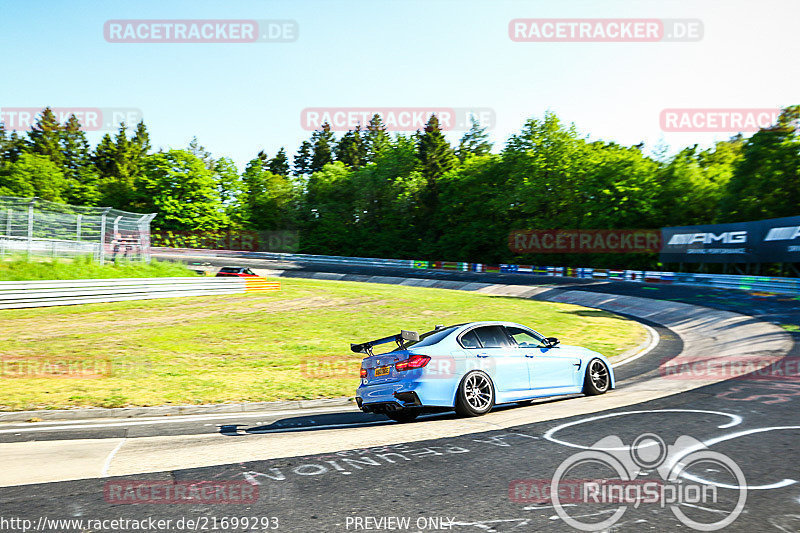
[{"xmin": 374, "ymin": 366, "xmax": 390, "ymax": 376}]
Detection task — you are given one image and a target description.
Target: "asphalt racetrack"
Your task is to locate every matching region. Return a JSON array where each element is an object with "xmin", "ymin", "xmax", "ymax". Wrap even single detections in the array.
[{"xmin": 1, "ymin": 252, "xmax": 798, "ymax": 532}]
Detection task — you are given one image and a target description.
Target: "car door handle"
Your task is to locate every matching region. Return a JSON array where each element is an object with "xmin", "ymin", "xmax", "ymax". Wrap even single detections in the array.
[
  {"xmin": 476, "ymin": 353, "xmax": 489, "ymax": 358},
  {"xmin": 574, "ymin": 360, "xmax": 582, "ymax": 369}
]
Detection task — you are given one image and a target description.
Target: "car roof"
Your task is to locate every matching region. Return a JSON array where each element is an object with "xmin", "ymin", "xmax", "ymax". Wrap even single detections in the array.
[
  {"xmin": 454, "ymin": 321, "xmax": 526, "ymax": 330},
  {"xmin": 432, "ymin": 321, "xmax": 529, "ymax": 337}
]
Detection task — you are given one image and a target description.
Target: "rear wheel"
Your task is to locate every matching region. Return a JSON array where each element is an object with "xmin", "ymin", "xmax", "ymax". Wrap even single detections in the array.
[
  {"xmin": 583, "ymin": 359, "xmax": 610, "ymax": 395},
  {"xmin": 385, "ymin": 410, "xmax": 419, "ymax": 423},
  {"xmin": 455, "ymin": 370, "xmax": 495, "ymax": 417}
]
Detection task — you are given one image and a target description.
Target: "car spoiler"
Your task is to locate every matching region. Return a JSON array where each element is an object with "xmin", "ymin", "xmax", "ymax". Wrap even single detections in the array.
[{"xmin": 351, "ymin": 330, "xmax": 420, "ymax": 355}]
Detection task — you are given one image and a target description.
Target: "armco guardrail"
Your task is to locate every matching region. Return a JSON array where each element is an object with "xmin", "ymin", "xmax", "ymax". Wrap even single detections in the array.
[
  {"xmin": 155, "ymin": 247, "xmax": 800, "ymax": 296},
  {"xmin": 0, "ymin": 276, "xmax": 280, "ymax": 310}
]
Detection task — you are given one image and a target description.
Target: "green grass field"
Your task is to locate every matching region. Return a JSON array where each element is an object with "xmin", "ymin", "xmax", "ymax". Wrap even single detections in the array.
[
  {"xmin": 0, "ymin": 277, "xmax": 646, "ymax": 411},
  {"xmin": 0, "ymin": 256, "xmax": 196, "ymax": 281}
]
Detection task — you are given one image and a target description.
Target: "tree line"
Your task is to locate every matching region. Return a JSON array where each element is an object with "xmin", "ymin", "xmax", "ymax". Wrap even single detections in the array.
[{"xmin": 0, "ymin": 106, "xmax": 797, "ymax": 268}]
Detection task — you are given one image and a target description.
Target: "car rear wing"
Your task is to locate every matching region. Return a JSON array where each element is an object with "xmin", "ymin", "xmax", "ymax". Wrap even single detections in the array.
[{"xmin": 351, "ymin": 330, "xmax": 419, "ymax": 356}]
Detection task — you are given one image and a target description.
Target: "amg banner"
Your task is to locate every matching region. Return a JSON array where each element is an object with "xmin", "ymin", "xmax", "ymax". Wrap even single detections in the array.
[{"xmin": 660, "ymin": 215, "xmax": 800, "ymax": 263}]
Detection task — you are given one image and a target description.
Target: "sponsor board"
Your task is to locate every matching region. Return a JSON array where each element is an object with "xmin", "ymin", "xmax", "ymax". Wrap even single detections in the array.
[{"xmin": 661, "ymin": 215, "xmax": 800, "ymax": 263}]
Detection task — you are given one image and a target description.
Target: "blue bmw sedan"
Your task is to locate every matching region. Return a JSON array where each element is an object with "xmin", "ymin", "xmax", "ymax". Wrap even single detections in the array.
[{"xmin": 354, "ymin": 321, "xmax": 615, "ymax": 422}]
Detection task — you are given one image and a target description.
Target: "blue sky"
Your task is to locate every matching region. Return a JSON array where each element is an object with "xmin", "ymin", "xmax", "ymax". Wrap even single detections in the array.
[{"xmin": 1, "ymin": 0, "xmax": 797, "ymax": 170}]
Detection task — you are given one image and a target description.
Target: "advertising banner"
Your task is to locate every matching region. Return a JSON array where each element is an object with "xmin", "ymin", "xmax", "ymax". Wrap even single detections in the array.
[{"xmin": 661, "ymin": 216, "xmax": 800, "ymax": 263}]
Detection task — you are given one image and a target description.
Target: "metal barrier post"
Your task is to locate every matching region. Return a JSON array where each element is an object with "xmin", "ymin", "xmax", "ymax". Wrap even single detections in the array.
[
  {"xmin": 26, "ymin": 198, "xmax": 35, "ymax": 257},
  {"xmin": 99, "ymin": 208, "xmax": 110, "ymax": 265}
]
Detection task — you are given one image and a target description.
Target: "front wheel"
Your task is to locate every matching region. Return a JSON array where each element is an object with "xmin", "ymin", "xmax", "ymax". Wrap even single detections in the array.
[
  {"xmin": 583, "ymin": 359, "xmax": 610, "ymax": 395},
  {"xmin": 455, "ymin": 370, "xmax": 495, "ymax": 417},
  {"xmin": 385, "ymin": 410, "xmax": 419, "ymax": 423}
]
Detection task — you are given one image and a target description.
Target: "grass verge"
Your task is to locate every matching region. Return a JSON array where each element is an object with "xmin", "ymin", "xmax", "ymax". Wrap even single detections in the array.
[
  {"xmin": 0, "ymin": 256, "xmax": 196, "ymax": 281},
  {"xmin": 0, "ymin": 277, "xmax": 646, "ymax": 410}
]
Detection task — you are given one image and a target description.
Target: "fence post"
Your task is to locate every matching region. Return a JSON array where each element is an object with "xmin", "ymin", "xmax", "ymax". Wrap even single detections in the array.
[
  {"xmin": 27, "ymin": 198, "xmax": 36, "ymax": 257},
  {"xmin": 76, "ymin": 214, "xmax": 82, "ymax": 242},
  {"xmin": 99, "ymin": 207, "xmax": 111, "ymax": 265}
]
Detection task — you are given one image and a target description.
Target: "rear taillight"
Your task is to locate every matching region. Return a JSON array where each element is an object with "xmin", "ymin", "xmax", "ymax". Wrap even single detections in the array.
[
  {"xmin": 360, "ymin": 367, "xmax": 367, "ymax": 378},
  {"xmin": 395, "ymin": 354, "xmax": 431, "ymax": 371}
]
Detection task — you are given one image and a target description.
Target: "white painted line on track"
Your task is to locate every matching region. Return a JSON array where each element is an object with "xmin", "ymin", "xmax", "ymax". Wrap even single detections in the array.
[
  {"xmin": 0, "ymin": 405, "xmax": 359, "ymax": 434},
  {"xmin": 101, "ymin": 438, "xmax": 126, "ymax": 477},
  {"xmin": 612, "ymin": 323, "xmax": 660, "ymax": 368}
]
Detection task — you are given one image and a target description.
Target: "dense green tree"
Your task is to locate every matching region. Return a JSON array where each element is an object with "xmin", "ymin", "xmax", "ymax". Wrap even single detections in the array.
[
  {"xmin": 213, "ymin": 156, "xmax": 245, "ymax": 223},
  {"xmin": 94, "ymin": 123, "xmax": 149, "ymax": 209},
  {"xmin": 60, "ymin": 114, "xmax": 100, "ymax": 205},
  {"xmin": 719, "ymin": 106, "xmax": 800, "ymax": 221},
  {"xmin": 364, "ymin": 114, "xmax": 390, "ymax": 163},
  {"xmin": 299, "ymin": 161, "xmax": 355, "ymax": 253},
  {"xmin": 138, "ymin": 150, "xmax": 229, "ymax": 232},
  {"xmin": 415, "ymin": 115, "xmax": 458, "ymax": 244},
  {"xmin": 293, "ymin": 141, "xmax": 313, "ymax": 177},
  {"xmin": 456, "ymin": 116, "xmax": 493, "ymax": 162},
  {"xmin": 335, "ymin": 127, "xmax": 366, "ymax": 169},
  {"xmin": 268, "ymin": 147, "xmax": 290, "ymax": 177},
  {"xmin": 0, "ymin": 153, "xmax": 66, "ymax": 200},
  {"xmin": 310, "ymin": 122, "xmax": 335, "ymax": 173},
  {"xmin": 417, "ymin": 115, "xmax": 457, "ymax": 185},
  {"xmin": 28, "ymin": 107, "xmax": 63, "ymax": 167}
]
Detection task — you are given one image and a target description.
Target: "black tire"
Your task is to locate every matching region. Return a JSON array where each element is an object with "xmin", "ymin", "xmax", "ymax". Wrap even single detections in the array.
[
  {"xmin": 455, "ymin": 370, "xmax": 495, "ymax": 417},
  {"xmin": 385, "ymin": 410, "xmax": 419, "ymax": 423},
  {"xmin": 583, "ymin": 359, "xmax": 611, "ymax": 395}
]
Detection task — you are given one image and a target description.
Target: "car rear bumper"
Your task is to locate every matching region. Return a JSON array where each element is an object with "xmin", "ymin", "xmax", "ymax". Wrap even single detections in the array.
[{"xmin": 356, "ymin": 379, "xmax": 454, "ymax": 412}]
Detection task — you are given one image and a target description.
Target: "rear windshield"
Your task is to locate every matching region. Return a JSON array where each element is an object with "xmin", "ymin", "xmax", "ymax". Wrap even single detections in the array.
[{"xmin": 403, "ymin": 324, "xmax": 463, "ymax": 349}]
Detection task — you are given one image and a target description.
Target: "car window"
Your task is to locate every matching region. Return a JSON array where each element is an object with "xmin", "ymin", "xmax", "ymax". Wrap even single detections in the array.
[
  {"xmin": 459, "ymin": 329, "xmax": 481, "ymax": 349},
  {"xmin": 404, "ymin": 325, "xmax": 462, "ymax": 349},
  {"xmin": 506, "ymin": 326, "xmax": 545, "ymax": 348},
  {"xmin": 244, "ymin": 268, "xmax": 256, "ymax": 275},
  {"xmin": 473, "ymin": 326, "xmax": 512, "ymax": 348},
  {"xmin": 219, "ymin": 267, "xmax": 237, "ymax": 273}
]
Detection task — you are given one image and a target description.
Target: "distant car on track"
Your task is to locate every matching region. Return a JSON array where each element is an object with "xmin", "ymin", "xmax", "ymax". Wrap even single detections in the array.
[
  {"xmin": 354, "ymin": 321, "xmax": 614, "ymax": 422},
  {"xmin": 215, "ymin": 266, "xmax": 259, "ymax": 278}
]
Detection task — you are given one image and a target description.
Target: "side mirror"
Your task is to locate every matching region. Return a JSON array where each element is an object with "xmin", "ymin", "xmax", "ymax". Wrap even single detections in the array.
[{"xmin": 544, "ymin": 337, "xmax": 560, "ymax": 348}]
